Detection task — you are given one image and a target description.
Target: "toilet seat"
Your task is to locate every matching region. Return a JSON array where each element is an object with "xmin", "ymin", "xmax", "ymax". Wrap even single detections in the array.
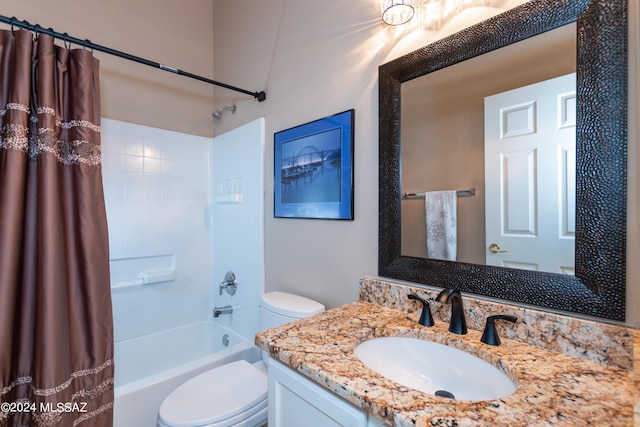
[{"xmin": 158, "ymin": 360, "xmax": 268, "ymax": 427}]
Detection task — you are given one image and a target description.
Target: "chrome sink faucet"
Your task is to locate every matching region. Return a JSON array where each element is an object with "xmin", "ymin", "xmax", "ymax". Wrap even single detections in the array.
[{"xmin": 436, "ymin": 288, "xmax": 467, "ymax": 335}]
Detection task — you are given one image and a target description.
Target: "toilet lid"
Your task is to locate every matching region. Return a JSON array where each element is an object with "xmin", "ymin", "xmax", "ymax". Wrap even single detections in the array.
[
  {"xmin": 158, "ymin": 360, "xmax": 267, "ymax": 427},
  {"xmin": 261, "ymin": 291, "xmax": 325, "ymax": 318}
]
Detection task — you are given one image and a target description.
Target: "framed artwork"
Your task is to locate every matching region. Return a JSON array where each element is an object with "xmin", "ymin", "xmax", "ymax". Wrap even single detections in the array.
[{"xmin": 274, "ymin": 109, "xmax": 354, "ymax": 220}]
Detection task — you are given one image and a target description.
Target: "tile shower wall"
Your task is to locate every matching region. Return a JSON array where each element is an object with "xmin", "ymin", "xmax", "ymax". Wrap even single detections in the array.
[
  {"xmin": 210, "ymin": 118, "xmax": 265, "ymax": 341},
  {"xmin": 101, "ymin": 118, "xmax": 213, "ymax": 342}
]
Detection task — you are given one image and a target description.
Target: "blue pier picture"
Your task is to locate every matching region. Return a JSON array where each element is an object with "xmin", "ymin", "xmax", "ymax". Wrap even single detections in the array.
[{"xmin": 274, "ymin": 110, "xmax": 354, "ymax": 219}]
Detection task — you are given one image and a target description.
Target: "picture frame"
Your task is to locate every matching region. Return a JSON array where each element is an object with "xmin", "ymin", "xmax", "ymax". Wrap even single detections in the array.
[{"xmin": 274, "ymin": 109, "xmax": 354, "ymax": 220}]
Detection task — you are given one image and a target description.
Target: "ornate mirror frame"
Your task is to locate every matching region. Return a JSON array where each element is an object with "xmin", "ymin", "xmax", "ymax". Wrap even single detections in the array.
[{"xmin": 378, "ymin": 0, "xmax": 627, "ymax": 321}]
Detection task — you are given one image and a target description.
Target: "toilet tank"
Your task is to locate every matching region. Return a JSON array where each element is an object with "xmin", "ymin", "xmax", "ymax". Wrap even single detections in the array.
[{"xmin": 260, "ymin": 292, "xmax": 325, "ymax": 331}]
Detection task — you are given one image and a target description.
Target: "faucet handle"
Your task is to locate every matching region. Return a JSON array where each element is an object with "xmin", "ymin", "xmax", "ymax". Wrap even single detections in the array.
[
  {"xmin": 219, "ymin": 271, "xmax": 238, "ymax": 296},
  {"xmin": 480, "ymin": 315, "xmax": 517, "ymax": 346},
  {"xmin": 408, "ymin": 294, "xmax": 434, "ymax": 327}
]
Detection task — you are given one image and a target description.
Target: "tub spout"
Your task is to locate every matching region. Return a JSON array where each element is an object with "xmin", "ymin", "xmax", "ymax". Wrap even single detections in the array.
[{"xmin": 213, "ymin": 305, "xmax": 233, "ymax": 318}]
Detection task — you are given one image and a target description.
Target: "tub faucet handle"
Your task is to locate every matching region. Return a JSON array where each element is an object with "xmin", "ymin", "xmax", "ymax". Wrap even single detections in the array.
[{"xmin": 219, "ymin": 271, "xmax": 237, "ymax": 296}]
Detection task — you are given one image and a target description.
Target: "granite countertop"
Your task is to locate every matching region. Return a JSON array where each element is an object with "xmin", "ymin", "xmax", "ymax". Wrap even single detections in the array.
[{"xmin": 255, "ymin": 301, "xmax": 634, "ymax": 427}]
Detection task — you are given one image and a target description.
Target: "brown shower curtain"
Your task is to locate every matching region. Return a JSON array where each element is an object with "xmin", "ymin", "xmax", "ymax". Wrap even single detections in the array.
[{"xmin": 0, "ymin": 29, "xmax": 114, "ymax": 426}]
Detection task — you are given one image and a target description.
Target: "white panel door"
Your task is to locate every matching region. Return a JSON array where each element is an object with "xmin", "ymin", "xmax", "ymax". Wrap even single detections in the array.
[{"xmin": 484, "ymin": 73, "xmax": 575, "ymax": 274}]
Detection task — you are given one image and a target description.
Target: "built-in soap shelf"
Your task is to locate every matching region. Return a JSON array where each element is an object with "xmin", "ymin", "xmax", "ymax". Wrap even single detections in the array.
[
  {"xmin": 110, "ymin": 254, "xmax": 176, "ymax": 289},
  {"xmin": 216, "ymin": 176, "xmax": 243, "ymax": 204},
  {"xmin": 215, "ymin": 192, "xmax": 243, "ymax": 204}
]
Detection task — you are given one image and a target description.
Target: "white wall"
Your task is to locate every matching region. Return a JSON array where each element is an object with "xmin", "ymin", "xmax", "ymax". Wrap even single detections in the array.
[{"xmin": 102, "ymin": 119, "xmax": 213, "ymax": 341}]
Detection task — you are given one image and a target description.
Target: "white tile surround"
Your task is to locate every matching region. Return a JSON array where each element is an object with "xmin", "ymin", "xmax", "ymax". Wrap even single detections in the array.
[
  {"xmin": 102, "ymin": 118, "xmax": 265, "ymax": 344},
  {"xmin": 102, "ymin": 118, "xmax": 214, "ymax": 342},
  {"xmin": 208, "ymin": 119, "xmax": 266, "ymax": 341}
]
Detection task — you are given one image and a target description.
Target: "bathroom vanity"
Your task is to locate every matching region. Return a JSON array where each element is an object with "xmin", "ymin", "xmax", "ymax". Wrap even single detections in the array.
[
  {"xmin": 255, "ymin": 278, "xmax": 637, "ymax": 427},
  {"xmin": 268, "ymin": 357, "xmax": 384, "ymax": 427}
]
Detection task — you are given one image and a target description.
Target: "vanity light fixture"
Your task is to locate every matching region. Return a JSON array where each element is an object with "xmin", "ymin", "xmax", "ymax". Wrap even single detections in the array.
[{"xmin": 381, "ymin": 0, "xmax": 415, "ymax": 25}]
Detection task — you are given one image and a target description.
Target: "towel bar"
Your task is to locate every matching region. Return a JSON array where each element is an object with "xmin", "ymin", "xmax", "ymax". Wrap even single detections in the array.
[{"xmin": 402, "ymin": 188, "xmax": 476, "ymax": 198}]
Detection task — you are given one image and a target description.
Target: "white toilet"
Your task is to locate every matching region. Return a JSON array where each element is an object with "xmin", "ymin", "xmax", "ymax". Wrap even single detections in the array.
[{"xmin": 157, "ymin": 291, "xmax": 325, "ymax": 427}]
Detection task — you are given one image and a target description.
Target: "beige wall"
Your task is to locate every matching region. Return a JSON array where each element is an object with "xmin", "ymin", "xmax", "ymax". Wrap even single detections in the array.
[
  {"xmin": 213, "ymin": 0, "xmax": 640, "ymax": 327},
  {"xmin": 2, "ymin": 0, "xmax": 216, "ymax": 137},
  {"xmin": 3, "ymin": 1, "xmax": 637, "ymax": 326}
]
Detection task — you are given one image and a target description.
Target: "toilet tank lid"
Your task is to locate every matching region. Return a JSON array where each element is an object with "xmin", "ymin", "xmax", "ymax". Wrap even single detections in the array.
[{"xmin": 261, "ymin": 291, "xmax": 325, "ymax": 318}]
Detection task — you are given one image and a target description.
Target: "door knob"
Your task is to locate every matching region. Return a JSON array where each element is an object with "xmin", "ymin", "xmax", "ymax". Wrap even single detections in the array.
[{"xmin": 489, "ymin": 243, "xmax": 507, "ymax": 254}]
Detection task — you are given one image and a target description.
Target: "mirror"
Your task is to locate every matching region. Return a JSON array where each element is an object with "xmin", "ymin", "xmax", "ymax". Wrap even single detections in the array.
[
  {"xmin": 378, "ymin": 0, "xmax": 627, "ymax": 321},
  {"xmin": 400, "ymin": 23, "xmax": 577, "ymax": 272}
]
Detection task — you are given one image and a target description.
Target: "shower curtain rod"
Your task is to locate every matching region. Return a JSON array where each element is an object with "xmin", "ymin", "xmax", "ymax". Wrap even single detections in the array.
[{"xmin": 0, "ymin": 15, "xmax": 267, "ymax": 102}]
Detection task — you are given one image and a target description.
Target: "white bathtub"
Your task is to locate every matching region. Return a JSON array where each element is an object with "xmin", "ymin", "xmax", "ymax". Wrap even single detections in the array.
[{"xmin": 113, "ymin": 321, "xmax": 260, "ymax": 427}]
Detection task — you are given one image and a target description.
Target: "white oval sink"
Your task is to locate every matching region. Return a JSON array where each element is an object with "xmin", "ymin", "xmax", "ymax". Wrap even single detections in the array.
[{"xmin": 354, "ymin": 337, "xmax": 517, "ymax": 401}]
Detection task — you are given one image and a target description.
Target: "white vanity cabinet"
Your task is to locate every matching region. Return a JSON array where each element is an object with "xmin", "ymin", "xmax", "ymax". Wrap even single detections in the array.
[{"xmin": 268, "ymin": 358, "xmax": 389, "ymax": 427}]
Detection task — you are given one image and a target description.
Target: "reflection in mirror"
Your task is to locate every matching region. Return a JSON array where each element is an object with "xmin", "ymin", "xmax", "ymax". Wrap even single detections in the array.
[
  {"xmin": 378, "ymin": 0, "xmax": 627, "ymax": 321},
  {"xmin": 400, "ymin": 24, "xmax": 577, "ymax": 275}
]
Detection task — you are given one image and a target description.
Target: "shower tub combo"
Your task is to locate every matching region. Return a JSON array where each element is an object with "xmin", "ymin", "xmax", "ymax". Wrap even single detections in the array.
[{"xmin": 113, "ymin": 321, "xmax": 259, "ymax": 427}]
